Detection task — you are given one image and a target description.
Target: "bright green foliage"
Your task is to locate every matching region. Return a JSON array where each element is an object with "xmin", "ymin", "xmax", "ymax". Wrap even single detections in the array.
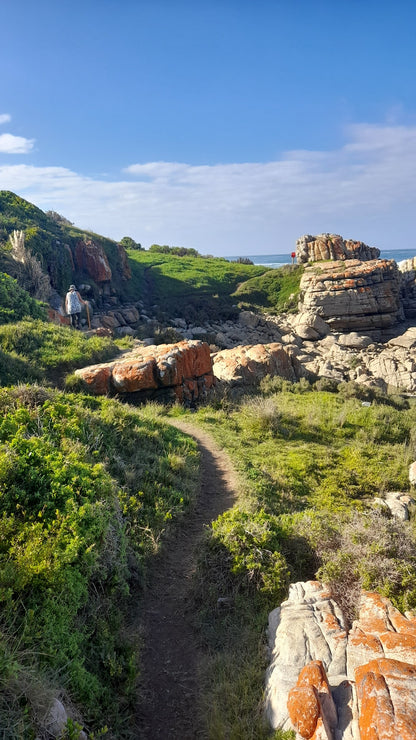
[
  {"xmin": 0, "ymin": 387, "xmax": 199, "ymax": 735},
  {"xmin": 0, "ymin": 272, "xmax": 46, "ymax": 324},
  {"xmin": 212, "ymin": 508, "xmax": 290, "ymax": 599}
]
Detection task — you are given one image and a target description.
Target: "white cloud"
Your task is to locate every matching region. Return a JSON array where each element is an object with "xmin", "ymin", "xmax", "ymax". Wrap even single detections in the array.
[
  {"xmin": 0, "ymin": 114, "xmax": 11, "ymax": 125},
  {"xmin": 1, "ymin": 122, "xmax": 416, "ymax": 254},
  {"xmin": 0, "ymin": 133, "xmax": 35, "ymax": 154}
]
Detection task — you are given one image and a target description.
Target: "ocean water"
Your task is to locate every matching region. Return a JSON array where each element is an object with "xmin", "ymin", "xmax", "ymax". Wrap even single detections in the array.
[{"xmin": 227, "ymin": 248, "xmax": 416, "ymax": 269}]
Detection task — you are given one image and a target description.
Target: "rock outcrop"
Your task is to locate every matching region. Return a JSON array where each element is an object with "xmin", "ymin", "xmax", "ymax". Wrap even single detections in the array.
[
  {"xmin": 74, "ymin": 239, "xmax": 112, "ymax": 283},
  {"xmin": 399, "ymin": 257, "xmax": 416, "ymax": 318},
  {"xmin": 298, "ymin": 259, "xmax": 403, "ymax": 332},
  {"xmin": 265, "ymin": 583, "xmax": 416, "ymax": 739},
  {"xmin": 212, "ymin": 343, "xmax": 304, "ymax": 385},
  {"xmin": 75, "ymin": 340, "xmax": 214, "ymax": 403},
  {"xmin": 296, "ymin": 234, "xmax": 380, "ymax": 265}
]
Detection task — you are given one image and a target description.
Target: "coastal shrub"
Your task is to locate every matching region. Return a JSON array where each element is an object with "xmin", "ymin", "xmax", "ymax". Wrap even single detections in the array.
[
  {"xmin": 0, "ymin": 387, "xmax": 199, "ymax": 735},
  {"xmin": 0, "ymin": 272, "xmax": 46, "ymax": 324},
  {"xmin": 296, "ymin": 510, "xmax": 416, "ymax": 623},
  {"xmin": 211, "ymin": 508, "xmax": 290, "ymax": 600}
]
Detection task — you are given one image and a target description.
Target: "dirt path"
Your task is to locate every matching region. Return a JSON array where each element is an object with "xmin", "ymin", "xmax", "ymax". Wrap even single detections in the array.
[{"xmin": 136, "ymin": 419, "xmax": 238, "ymax": 739}]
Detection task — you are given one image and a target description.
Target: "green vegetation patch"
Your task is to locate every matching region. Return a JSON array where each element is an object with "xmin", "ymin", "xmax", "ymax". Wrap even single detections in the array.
[
  {"xmin": 127, "ymin": 250, "xmax": 268, "ymax": 321},
  {"xmin": 0, "ymin": 320, "xmax": 121, "ymax": 385},
  {"xmin": 0, "ymin": 272, "xmax": 46, "ymax": 324},
  {"xmin": 233, "ymin": 263, "xmax": 304, "ymax": 313},
  {"xmin": 172, "ymin": 382, "xmax": 416, "ymax": 737},
  {"xmin": 0, "ymin": 388, "xmax": 199, "ymax": 737}
]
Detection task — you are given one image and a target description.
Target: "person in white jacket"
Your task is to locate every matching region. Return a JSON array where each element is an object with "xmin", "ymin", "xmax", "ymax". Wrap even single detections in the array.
[{"xmin": 65, "ymin": 284, "xmax": 86, "ymax": 329}]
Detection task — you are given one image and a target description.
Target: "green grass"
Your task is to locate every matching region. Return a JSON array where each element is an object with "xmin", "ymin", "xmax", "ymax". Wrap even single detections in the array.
[
  {"xmin": 126, "ymin": 250, "xmax": 270, "ymax": 321},
  {"xmin": 233, "ymin": 264, "xmax": 304, "ymax": 313},
  {"xmin": 0, "ymin": 320, "xmax": 122, "ymax": 385},
  {"xmin": 168, "ymin": 382, "xmax": 416, "ymax": 737}
]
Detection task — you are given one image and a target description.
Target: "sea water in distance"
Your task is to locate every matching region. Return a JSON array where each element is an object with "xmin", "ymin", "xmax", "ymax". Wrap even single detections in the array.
[{"xmin": 227, "ymin": 248, "xmax": 416, "ymax": 269}]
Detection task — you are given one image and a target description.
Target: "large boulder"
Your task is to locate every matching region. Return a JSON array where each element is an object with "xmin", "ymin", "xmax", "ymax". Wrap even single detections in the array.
[
  {"xmin": 296, "ymin": 234, "xmax": 380, "ymax": 265},
  {"xmin": 75, "ymin": 340, "xmax": 214, "ymax": 403},
  {"xmin": 212, "ymin": 343, "xmax": 303, "ymax": 385},
  {"xmin": 298, "ymin": 259, "xmax": 403, "ymax": 332}
]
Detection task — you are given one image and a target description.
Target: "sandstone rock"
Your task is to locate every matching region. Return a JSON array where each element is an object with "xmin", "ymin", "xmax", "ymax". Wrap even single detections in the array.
[
  {"xmin": 293, "ymin": 311, "xmax": 330, "ymax": 341},
  {"xmin": 100, "ymin": 314, "xmax": 120, "ymax": 329},
  {"xmin": 75, "ymin": 340, "xmax": 213, "ymax": 402},
  {"xmin": 212, "ymin": 343, "xmax": 303, "ymax": 385},
  {"xmin": 410, "ymin": 462, "xmax": 416, "ymax": 487},
  {"xmin": 336, "ymin": 332, "xmax": 373, "ymax": 349},
  {"xmin": 296, "ymin": 234, "xmax": 380, "ymax": 265},
  {"xmin": 239, "ymin": 310, "xmax": 260, "ymax": 328},
  {"xmin": 266, "ymin": 585, "xmax": 416, "ymax": 739},
  {"xmin": 74, "ymin": 239, "xmax": 112, "ymax": 283},
  {"xmin": 356, "ymin": 658, "xmax": 416, "ymax": 740},
  {"xmin": 373, "ymin": 492, "xmax": 415, "ymax": 521},
  {"xmin": 287, "ymin": 661, "xmax": 338, "ymax": 739},
  {"xmin": 298, "ymin": 259, "xmax": 403, "ymax": 332},
  {"xmin": 264, "ymin": 581, "xmax": 348, "ymax": 732}
]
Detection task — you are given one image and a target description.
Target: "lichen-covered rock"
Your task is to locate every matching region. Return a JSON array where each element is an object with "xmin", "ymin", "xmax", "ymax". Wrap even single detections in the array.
[
  {"xmin": 75, "ymin": 340, "xmax": 213, "ymax": 402},
  {"xmin": 298, "ymin": 259, "xmax": 403, "ymax": 332},
  {"xmin": 296, "ymin": 234, "xmax": 380, "ymax": 265},
  {"xmin": 287, "ymin": 661, "xmax": 338, "ymax": 739},
  {"xmin": 355, "ymin": 659, "xmax": 416, "ymax": 740},
  {"xmin": 264, "ymin": 581, "xmax": 348, "ymax": 732},
  {"xmin": 266, "ymin": 585, "xmax": 416, "ymax": 739},
  {"xmin": 212, "ymin": 343, "xmax": 302, "ymax": 384}
]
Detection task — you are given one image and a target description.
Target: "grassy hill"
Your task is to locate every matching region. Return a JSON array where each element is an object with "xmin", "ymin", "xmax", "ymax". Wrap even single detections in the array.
[
  {"xmin": 0, "ymin": 191, "xmax": 305, "ymax": 322},
  {"xmin": 127, "ymin": 249, "xmax": 278, "ymax": 321}
]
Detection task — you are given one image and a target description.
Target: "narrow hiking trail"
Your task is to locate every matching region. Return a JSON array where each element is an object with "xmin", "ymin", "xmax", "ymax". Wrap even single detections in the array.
[{"xmin": 136, "ymin": 419, "xmax": 239, "ymax": 739}]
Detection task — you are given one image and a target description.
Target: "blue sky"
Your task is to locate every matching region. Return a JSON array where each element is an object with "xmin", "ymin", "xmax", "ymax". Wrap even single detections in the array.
[{"xmin": 1, "ymin": 0, "xmax": 416, "ymax": 255}]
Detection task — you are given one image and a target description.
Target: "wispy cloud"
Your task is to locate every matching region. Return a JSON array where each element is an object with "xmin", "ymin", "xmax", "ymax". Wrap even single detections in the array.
[
  {"xmin": 0, "ymin": 133, "xmax": 35, "ymax": 154},
  {"xmin": 1, "ymin": 123, "xmax": 416, "ymax": 253},
  {"xmin": 0, "ymin": 114, "xmax": 11, "ymax": 125}
]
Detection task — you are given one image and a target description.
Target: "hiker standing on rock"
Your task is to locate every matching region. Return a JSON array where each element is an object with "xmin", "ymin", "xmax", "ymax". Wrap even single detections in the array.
[{"xmin": 65, "ymin": 284, "xmax": 86, "ymax": 329}]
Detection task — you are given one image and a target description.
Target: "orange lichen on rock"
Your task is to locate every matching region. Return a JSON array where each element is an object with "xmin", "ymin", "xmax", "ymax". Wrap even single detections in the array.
[
  {"xmin": 75, "ymin": 340, "xmax": 214, "ymax": 401},
  {"xmin": 287, "ymin": 661, "xmax": 337, "ymax": 739},
  {"xmin": 356, "ymin": 658, "xmax": 416, "ymax": 740}
]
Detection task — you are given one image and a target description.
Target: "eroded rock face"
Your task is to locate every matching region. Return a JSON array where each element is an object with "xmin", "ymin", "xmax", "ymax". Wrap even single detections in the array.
[
  {"xmin": 75, "ymin": 340, "xmax": 214, "ymax": 403},
  {"xmin": 298, "ymin": 259, "xmax": 403, "ymax": 332},
  {"xmin": 296, "ymin": 234, "xmax": 380, "ymax": 265},
  {"xmin": 74, "ymin": 239, "xmax": 112, "ymax": 283},
  {"xmin": 212, "ymin": 343, "xmax": 303, "ymax": 385},
  {"xmin": 266, "ymin": 584, "xmax": 416, "ymax": 740}
]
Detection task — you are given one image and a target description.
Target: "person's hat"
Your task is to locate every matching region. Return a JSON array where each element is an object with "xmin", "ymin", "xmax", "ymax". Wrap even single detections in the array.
[{"xmin": 69, "ymin": 285, "xmax": 76, "ymax": 290}]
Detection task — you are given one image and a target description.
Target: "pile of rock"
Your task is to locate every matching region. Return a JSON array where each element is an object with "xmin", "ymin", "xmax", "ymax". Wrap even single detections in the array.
[
  {"xmin": 75, "ymin": 339, "xmax": 214, "ymax": 404},
  {"xmin": 265, "ymin": 581, "xmax": 416, "ymax": 739}
]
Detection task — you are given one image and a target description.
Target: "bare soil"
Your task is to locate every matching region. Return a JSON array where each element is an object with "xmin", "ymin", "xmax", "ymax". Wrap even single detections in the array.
[{"xmin": 135, "ymin": 419, "xmax": 238, "ymax": 739}]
